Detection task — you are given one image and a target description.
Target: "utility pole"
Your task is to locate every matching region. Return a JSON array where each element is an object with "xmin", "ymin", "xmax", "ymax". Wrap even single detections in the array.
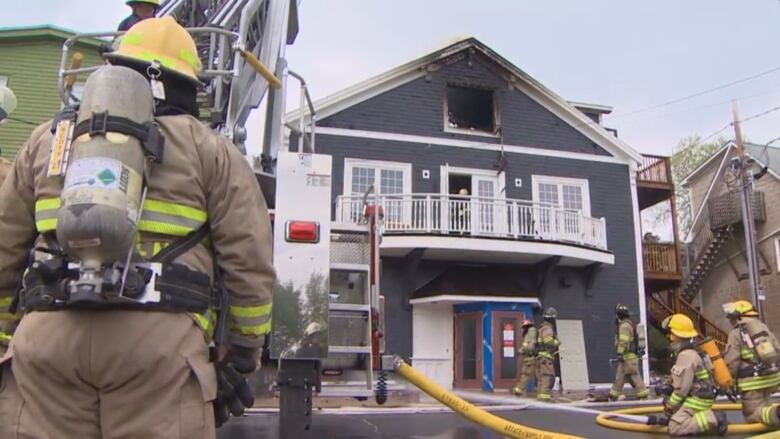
[{"xmin": 731, "ymin": 101, "xmax": 765, "ymax": 320}]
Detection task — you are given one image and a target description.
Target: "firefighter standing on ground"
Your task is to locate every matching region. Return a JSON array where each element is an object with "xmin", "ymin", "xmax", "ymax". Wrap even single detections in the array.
[
  {"xmin": 118, "ymin": 0, "xmax": 160, "ymax": 31},
  {"xmin": 609, "ymin": 303, "xmax": 649, "ymax": 401},
  {"xmin": 722, "ymin": 300, "xmax": 780, "ymax": 426},
  {"xmin": 536, "ymin": 307, "xmax": 560, "ymax": 402},
  {"xmin": 660, "ymin": 314, "xmax": 727, "ymax": 436},
  {"xmin": 512, "ymin": 319, "xmax": 537, "ymax": 397},
  {"xmin": 0, "ymin": 17, "xmax": 274, "ymax": 438}
]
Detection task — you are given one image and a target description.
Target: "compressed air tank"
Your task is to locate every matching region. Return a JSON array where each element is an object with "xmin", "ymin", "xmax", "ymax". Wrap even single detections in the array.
[
  {"xmin": 57, "ymin": 66, "xmax": 151, "ymax": 269},
  {"xmin": 698, "ymin": 337, "xmax": 733, "ymax": 388},
  {"xmin": 742, "ymin": 319, "xmax": 780, "ymax": 367}
]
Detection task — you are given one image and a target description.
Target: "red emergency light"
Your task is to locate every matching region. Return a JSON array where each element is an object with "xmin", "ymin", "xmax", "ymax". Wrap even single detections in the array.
[{"xmin": 285, "ymin": 220, "xmax": 320, "ymax": 243}]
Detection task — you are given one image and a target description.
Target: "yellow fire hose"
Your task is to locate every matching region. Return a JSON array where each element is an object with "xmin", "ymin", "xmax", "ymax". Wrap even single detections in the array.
[
  {"xmin": 595, "ymin": 404, "xmax": 771, "ymax": 435},
  {"xmin": 393, "ymin": 357, "xmax": 584, "ymax": 439}
]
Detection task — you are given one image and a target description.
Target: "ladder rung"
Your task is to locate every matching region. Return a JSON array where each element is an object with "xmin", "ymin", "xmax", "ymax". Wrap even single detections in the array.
[
  {"xmin": 329, "ymin": 303, "xmax": 371, "ymax": 312},
  {"xmin": 329, "ymin": 346, "xmax": 371, "ymax": 354},
  {"xmin": 331, "ymin": 263, "xmax": 370, "ymax": 271}
]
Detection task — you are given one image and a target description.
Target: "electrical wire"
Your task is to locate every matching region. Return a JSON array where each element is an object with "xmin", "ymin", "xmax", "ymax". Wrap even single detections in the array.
[{"xmin": 610, "ymin": 65, "xmax": 780, "ymax": 120}]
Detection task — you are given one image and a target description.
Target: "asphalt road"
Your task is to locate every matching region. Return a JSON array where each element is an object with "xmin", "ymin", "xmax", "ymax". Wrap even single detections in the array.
[{"xmin": 217, "ymin": 407, "xmax": 754, "ymax": 439}]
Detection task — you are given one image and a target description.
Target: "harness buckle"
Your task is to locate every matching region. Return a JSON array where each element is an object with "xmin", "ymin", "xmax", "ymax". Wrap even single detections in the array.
[{"xmin": 88, "ymin": 111, "xmax": 109, "ymax": 136}]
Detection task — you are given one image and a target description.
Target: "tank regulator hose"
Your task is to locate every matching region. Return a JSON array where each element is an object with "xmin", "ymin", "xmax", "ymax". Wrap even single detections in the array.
[
  {"xmin": 595, "ymin": 404, "xmax": 770, "ymax": 435},
  {"xmin": 375, "ymin": 370, "xmax": 388, "ymax": 405},
  {"xmin": 392, "ymin": 356, "xmax": 584, "ymax": 439}
]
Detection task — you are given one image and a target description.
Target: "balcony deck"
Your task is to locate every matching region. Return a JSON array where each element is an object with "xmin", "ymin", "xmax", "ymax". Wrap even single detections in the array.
[
  {"xmin": 335, "ymin": 194, "xmax": 613, "ymax": 266},
  {"xmin": 637, "ymin": 155, "xmax": 674, "ymax": 210}
]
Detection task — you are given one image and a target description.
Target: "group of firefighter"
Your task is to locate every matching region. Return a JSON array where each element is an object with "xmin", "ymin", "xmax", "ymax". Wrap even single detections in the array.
[{"xmin": 512, "ymin": 300, "xmax": 780, "ymax": 436}]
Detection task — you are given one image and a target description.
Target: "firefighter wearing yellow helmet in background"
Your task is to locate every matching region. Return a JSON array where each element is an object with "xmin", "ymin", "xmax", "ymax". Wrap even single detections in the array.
[
  {"xmin": 0, "ymin": 17, "xmax": 274, "ymax": 438},
  {"xmin": 512, "ymin": 319, "xmax": 537, "ymax": 397},
  {"xmin": 536, "ymin": 307, "xmax": 560, "ymax": 402},
  {"xmin": 722, "ymin": 300, "xmax": 780, "ymax": 426},
  {"xmin": 608, "ymin": 303, "xmax": 649, "ymax": 401},
  {"xmin": 660, "ymin": 314, "xmax": 728, "ymax": 436},
  {"xmin": 118, "ymin": 0, "xmax": 161, "ymax": 31}
]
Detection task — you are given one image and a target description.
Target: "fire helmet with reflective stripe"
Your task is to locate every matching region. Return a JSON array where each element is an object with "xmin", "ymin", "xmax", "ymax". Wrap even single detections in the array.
[
  {"xmin": 543, "ymin": 307, "xmax": 558, "ymax": 319},
  {"xmin": 723, "ymin": 300, "xmax": 759, "ymax": 319},
  {"xmin": 661, "ymin": 313, "xmax": 698, "ymax": 339},
  {"xmin": 126, "ymin": 0, "xmax": 161, "ymax": 7},
  {"xmin": 104, "ymin": 16, "xmax": 202, "ymax": 85},
  {"xmin": 615, "ymin": 303, "xmax": 630, "ymax": 318}
]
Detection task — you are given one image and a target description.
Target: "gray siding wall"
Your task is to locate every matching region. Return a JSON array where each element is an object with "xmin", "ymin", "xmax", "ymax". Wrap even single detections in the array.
[
  {"xmin": 308, "ymin": 47, "xmax": 639, "ymax": 383},
  {"xmin": 319, "ymin": 52, "xmax": 610, "ymax": 156},
  {"xmin": 320, "ymin": 133, "xmax": 639, "ymax": 382}
]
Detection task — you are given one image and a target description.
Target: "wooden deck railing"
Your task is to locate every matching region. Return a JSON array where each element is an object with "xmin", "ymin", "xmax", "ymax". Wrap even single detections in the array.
[
  {"xmin": 643, "ymin": 242, "xmax": 679, "ymax": 275},
  {"xmin": 637, "ymin": 155, "xmax": 672, "ymax": 185},
  {"xmin": 647, "ymin": 289, "xmax": 728, "ymax": 349}
]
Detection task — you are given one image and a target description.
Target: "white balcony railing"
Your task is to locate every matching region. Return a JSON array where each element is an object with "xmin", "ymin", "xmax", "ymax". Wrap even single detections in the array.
[{"xmin": 335, "ymin": 194, "xmax": 608, "ymax": 250}]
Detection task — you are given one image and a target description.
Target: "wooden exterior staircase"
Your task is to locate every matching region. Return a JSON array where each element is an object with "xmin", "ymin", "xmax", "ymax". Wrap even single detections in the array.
[
  {"xmin": 647, "ymin": 289, "xmax": 728, "ymax": 349},
  {"xmin": 681, "ymin": 225, "xmax": 732, "ymax": 302}
]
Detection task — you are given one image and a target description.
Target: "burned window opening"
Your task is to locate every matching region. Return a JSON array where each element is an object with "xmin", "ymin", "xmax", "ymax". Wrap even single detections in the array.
[{"xmin": 446, "ymin": 85, "xmax": 495, "ymax": 133}]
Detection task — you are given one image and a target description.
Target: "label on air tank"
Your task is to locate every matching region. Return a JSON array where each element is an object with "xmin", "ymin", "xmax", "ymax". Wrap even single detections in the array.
[{"xmin": 64, "ymin": 157, "xmax": 124, "ymax": 191}]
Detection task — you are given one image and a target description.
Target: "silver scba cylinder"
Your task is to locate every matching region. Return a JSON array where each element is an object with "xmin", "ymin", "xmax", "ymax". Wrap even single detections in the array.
[{"xmin": 57, "ymin": 66, "xmax": 152, "ymax": 269}]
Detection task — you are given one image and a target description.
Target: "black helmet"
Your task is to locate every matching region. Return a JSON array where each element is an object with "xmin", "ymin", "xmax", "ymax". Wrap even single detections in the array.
[
  {"xmin": 543, "ymin": 307, "xmax": 558, "ymax": 319},
  {"xmin": 615, "ymin": 303, "xmax": 630, "ymax": 318}
]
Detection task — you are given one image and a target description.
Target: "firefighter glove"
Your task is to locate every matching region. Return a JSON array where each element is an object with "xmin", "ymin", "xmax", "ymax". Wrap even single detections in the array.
[
  {"xmin": 214, "ymin": 362, "xmax": 255, "ymax": 427},
  {"xmin": 662, "ymin": 397, "xmax": 678, "ymax": 418},
  {"xmin": 223, "ymin": 345, "xmax": 260, "ymax": 374}
]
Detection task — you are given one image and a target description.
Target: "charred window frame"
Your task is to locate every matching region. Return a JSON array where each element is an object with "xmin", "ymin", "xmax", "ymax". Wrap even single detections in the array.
[{"xmin": 444, "ymin": 84, "xmax": 499, "ymax": 136}]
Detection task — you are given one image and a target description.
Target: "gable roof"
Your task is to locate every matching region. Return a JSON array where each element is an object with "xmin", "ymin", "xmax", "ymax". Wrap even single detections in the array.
[
  {"xmin": 287, "ymin": 37, "xmax": 642, "ymax": 163},
  {"xmin": 0, "ymin": 25, "xmax": 105, "ymax": 48},
  {"xmin": 682, "ymin": 140, "xmax": 780, "ymax": 241}
]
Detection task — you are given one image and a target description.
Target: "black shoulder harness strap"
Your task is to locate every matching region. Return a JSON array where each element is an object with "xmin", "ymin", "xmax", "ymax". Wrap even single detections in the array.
[
  {"xmin": 151, "ymin": 223, "xmax": 210, "ymax": 265},
  {"xmin": 72, "ymin": 111, "xmax": 165, "ymax": 163}
]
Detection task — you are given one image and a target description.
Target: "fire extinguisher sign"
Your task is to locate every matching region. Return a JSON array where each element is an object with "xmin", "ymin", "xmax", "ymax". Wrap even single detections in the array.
[{"xmin": 502, "ymin": 323, "xmax": 515, "ymax": 358}]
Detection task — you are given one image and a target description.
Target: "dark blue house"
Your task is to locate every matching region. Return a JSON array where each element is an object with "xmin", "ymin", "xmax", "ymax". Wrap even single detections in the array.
[{"xmin": 286, "ymin": 37, "xmax": 648, "ymax": 390}]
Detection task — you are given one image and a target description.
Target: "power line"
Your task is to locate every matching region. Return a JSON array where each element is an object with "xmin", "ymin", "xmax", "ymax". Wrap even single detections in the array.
[
  {"xmin": 675, "ymin": 104, "xmax": 780, "ymax": 153},
  {"xmin": 609, "ymin": 65, "xmax": 780, "ymax": 120}
]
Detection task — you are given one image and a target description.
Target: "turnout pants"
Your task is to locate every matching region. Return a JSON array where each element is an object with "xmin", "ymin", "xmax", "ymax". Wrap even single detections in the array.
[
  {"xmin": 3, "ymin": 310, "xmax": 217, "ymax": 439},
  {"xmin": 741, "ymin": 388, "xmax": 780, "ymax": 426},
  {"xmin": 668, "ymin": 406, "xmax": 718, "ymax": 436},
  {"xmin": 609, "ymin": 358, "xmax": 649, "ymax": 399},
  {"xmin": 536, "ymin": 357, "xmax": 555, "ymax": 401},
  {"xmin": 513, "ymin": 359, "xmax": 536, "ymax": 395}
]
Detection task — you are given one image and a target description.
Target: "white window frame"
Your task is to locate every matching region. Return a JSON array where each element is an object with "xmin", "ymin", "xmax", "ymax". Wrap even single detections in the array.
[
  {"xmin": 0, "ymin": 76, "xmax": 7, "ymax": 87},
  {"xmin": 531, "ymin": 175, "xmax": 591, "ymax": 216},
  {"xmin": 439, "ymin": 165, "xmax": 507, "ymax": 199},
  {"xmin": 343, "ymin": 158, "xmax": 412, "ymax": 197}
]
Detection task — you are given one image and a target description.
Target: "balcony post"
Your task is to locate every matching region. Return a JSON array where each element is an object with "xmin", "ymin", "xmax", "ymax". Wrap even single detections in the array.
[{"xmin": 425, "ymin": 195, "xmax": 432, "ymax": 233}]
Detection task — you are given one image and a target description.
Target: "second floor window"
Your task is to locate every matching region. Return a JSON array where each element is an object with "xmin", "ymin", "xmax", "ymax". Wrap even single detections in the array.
[
  {"xmin": 532, "ymin": 175, "xmax": 591, "ymax": 216},
  {"xmin": 344, "ymin": 158, "xmax": 412, "ymax": 223},
  {"xmin": 445, "ymin": 85, "xmax": 497, "ymax": 135}
]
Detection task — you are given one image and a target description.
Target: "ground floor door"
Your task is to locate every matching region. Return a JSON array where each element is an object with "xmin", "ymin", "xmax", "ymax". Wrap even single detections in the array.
[
  {"xmin": 453, "ymin": 312, "xmax": 482, "ymax": 388},
  {"xmin": 491, "ymin": 311, "xmax": 526, "ymax": 390}
]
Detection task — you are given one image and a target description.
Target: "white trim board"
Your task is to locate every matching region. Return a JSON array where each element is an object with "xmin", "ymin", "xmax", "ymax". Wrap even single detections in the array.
[
  {"xmin": 410, "ymin": 295, "xmax": 541, "ymax": 305},
  {"xmin": 316, "ymin": 126, "xmax": 629, "ymax": 165},
  {"xmin": 382, "ymin": 235, "xmax": 615, "ymax": 265},
  {"xmin": 628, "ymin": 162, "xmax": 650, "ymax": 384},
  {"xmin": 286, "ymin": 38, "xmax": 642, "ymax": 164}
]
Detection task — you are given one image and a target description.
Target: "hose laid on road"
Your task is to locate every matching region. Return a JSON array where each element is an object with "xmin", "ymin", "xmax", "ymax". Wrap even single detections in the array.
[
  {"xmin": 595, "ymin": 404, "xmax": 770, "ymax": 435},
  {"xmin": 393, "ymin": 357, "xmax": 584, "ymax": 439}
]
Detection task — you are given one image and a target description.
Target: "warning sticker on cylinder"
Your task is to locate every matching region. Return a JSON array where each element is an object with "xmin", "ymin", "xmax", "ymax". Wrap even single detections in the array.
[{"xmin": 64, "ymin": 158, "xmax": 123, "ymax": 191}]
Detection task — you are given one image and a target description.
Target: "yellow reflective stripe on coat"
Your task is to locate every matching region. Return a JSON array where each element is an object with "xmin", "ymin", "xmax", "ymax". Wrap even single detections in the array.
[
  {"xmin": 34, "ymin": 197, "xmax": 208, "ymax": 237},
  {"xmin": 762, "ymin": 405, "xmax": 776, "ymax": 424},
  {"xmin": 683, "ymin": 395, "xmax": 714, "ymax": 411},
  {"xmin": 190, "ymin": 309, "xmax": 217, "ymax": 340},
  {"xmin": 695, "ymin": 369, "xmax": 710, "ymax": 380},
  {"xmin": 737, "ymin": 372, "xmax": 780, "ymax": 392},
  {"xmin": 0, "ymin": 331, "xmax": 11, "ymax": 344},
  {"xmin": 34, "ymin": 197, "xmax": 61, "ymax": 232},
  {"xmin": 0, "ymin": 296, "xmax": 17, "ymax": 321},
  {"xmin": 669, "ymin": 392, "xmax": 684, "ymax": 405},
  {"xmin": 230, "ymin": 304, "xmax": 272, "ymax": 336}
]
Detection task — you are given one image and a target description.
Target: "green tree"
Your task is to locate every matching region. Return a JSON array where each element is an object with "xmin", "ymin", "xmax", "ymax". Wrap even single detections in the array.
[
  {"xmin": 302, "ymin": 272, "xmax": 329, "ymax": 327},
  {"xmin": 271, "ymin": 280, "xmax": 304, "ymax": 352}
]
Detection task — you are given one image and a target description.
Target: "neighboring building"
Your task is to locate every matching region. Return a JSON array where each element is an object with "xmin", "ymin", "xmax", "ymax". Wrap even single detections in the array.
[
  {"xmin": 287, "ymin": 37, "xmax": 650, "ymax": 388},
  {"xmin": 0, "ymin": 25, "xmax": 103, "ymax": 158},
  {"xmin": 680, "ymin": 141, "xmax": 780, "ymax": 336}
]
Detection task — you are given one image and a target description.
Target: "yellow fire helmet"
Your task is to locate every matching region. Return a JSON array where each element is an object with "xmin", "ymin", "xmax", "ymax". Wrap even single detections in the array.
[
  {"xmin": 661, "ymin": 313, "xmax": 698, "ymax": 339},
  {"xmin": 0, "ymin": 86, "xmax": 17, "ymax": 120},
  {"xmin": 126, "ymin": 0, "xmax": 161, "ymax": 7},
  {"xmin": 104, "ymin": 16, "xmax": 202, "ymax": 85},
  {"xmin": 722, "ymin": 300, "xmax": 759, "ymax": 319}
]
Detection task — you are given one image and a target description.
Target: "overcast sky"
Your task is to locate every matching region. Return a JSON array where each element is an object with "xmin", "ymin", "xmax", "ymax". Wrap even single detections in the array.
[{"xmin": 4, "ymin": 0, "xmax": 780, "ymax": 158}]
